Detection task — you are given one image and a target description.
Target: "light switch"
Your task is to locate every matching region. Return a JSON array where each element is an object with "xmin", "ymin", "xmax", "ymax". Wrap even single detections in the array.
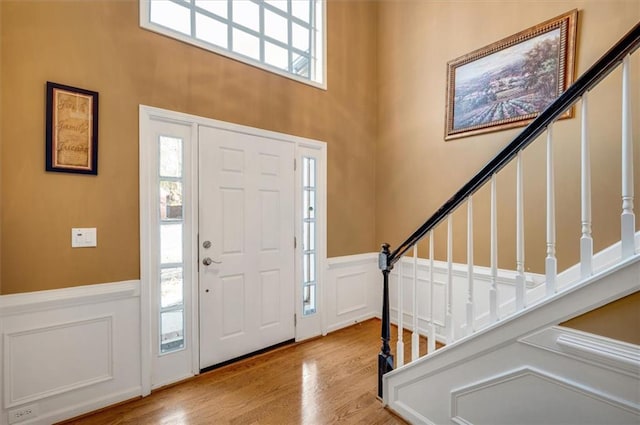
[{"xmin": 71, "ymin": 228, "xmax": 97, "ymax": 248}]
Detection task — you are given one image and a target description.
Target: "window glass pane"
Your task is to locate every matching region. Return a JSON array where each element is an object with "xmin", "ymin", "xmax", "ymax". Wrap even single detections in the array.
[
  {"xmin": 265, "ymin": 0, "xmax": 288, "ymax": 12},
  {"xmin": 291, "ymin": 0, "xmax": 310, "ymax": 23},
  {"xmin": 308, "ymin": 157, "xmax": 316, "ymax": 187},
  {"xmin": 161, "ymin": 223, "xmax": 183, "ymax": 264},
  {"xmin": 161, "ymin": 267, "xmax": 183, "ymax": 308},
  {"xmin": 303, "ymin": 221, "xmax": 315, "ymax": 251},
  {"xmin": 159, "ymin": 136, "xmax": 182, "ymax": 178},
  {"xmin": 232, "ymin": 28, "xmax": 260, "ymax": 60},
  {"xmin": 302, "ymin": 190, "xmax": 315, "ymax": 219},
  {"xmin": 195, "ymin": 0, "xmax": 227, "ymax": 18},
  {"xmin": 196, "ymin": 12, "xmax": 228, "ymax": 48},
  {"xmin": 232, "ymin": 0, "xmax": 259, "ymax": 31},
  {"xmin": 292, "ymin": 53, "xmax": 309, "ymax": 78},
  {"xmin": 150, "ymin": 0, "xmax": 191, "ymax": 35},
  {"xmin": 160, "ymin": 310, "xmax": 184, "ymax": 353},
  {"xmin": 303, "ymin": 253, "xmax": 309, "ymax": 282},
  {"xmin": 303, "ymin": 284, "xmax": 316, "ymax": 315},
  {"xmin": 302, "ymin": 157, "xmax": 310, "ymax": 187},
  {"xmin": 265, "ymin": 42, "xmax": 289, "ymax": 71},
  {"xmin": 309, "ymin": 252, "xmax": 316, "ymax": 282},
  {"xmin": 292, "ymin": 22, "xmax": 309, "ymax": 51},
  {"xmin": 160, "ymin": 180, "xmax": 183, "ymax": 220},
  {"xmin": 264, "ymin": 9, "xmax": 288, "ymax": 44}
]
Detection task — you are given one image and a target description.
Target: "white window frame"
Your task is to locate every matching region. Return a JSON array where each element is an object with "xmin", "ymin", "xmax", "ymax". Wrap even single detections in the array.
[{"xmin": 139, "ymin": 0, "xmax": 327, "ymax": 90}]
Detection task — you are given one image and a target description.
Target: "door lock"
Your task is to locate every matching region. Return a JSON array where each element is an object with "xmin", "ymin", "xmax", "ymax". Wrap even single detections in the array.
[{"xmin": 202, "ymin": 240, "xmax": 212, "ymax": 249}]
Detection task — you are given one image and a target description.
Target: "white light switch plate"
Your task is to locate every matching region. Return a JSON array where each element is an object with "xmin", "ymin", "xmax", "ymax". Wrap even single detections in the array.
[{"xmin": 71, "ymin": 228, "xmax": 97, "ymax": 248}]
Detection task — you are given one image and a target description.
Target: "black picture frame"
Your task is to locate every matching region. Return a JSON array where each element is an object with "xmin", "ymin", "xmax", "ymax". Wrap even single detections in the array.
[{"xmin": 46, "ymin": 81, "xmax": 99, "ymax": 175}]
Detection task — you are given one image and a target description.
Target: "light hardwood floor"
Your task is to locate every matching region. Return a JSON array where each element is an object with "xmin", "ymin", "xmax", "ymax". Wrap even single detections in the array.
[{"xmin": 59, "ymin": 319, "xmax": 426, "ymax": 425}]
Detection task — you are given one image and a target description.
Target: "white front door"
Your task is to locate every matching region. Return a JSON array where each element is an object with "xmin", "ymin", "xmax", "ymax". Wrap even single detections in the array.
[{"xmin": 198, "ymin": 125, "xmax": 295, "ymax": 369}]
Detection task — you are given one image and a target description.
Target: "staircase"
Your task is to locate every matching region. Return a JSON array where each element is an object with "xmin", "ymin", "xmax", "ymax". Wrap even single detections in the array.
[{"xmin": 377, "ymin": 23, "xmax": 640, "ymax": 424}]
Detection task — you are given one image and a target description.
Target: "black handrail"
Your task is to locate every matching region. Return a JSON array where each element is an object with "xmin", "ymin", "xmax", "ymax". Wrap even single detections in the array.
[
  {"xmin": 376, "ymin": 21, "xmax": 640, "ymax": 399},
  {"xmin": 386, "ymin": 21, "xmax": 640, "ymax": 268}
]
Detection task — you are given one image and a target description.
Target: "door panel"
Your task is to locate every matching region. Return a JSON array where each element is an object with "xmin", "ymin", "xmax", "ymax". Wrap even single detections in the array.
[{"xmin": 199, "ymin": 126, "xmax": 294, "ymax": 369}]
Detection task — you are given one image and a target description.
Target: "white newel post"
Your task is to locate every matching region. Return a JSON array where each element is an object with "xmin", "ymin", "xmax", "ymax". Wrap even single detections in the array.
[
  {"xmin": 466, "ymin": 196, "xmax": 474, "ymax": 336},
  {"xmin": 411, "ymin": 245, "xmax": 419, "ymax": 361},
  {"xmin": 515, "ymin": 151, "xmax": 526, "ymax": 310},
  {"xmin": 621, "ymin": 55, "xmax": 635, "ymax": 258},
  {"xmin": 581, "ymin": 92, "xmax": 594, "ymax": 278},
  {"xmin": 546, "ymin": 124, "xmax": 558, "ymax": 296},
  {"xmin": 428, "ymin": 231, "xmax": 436, "ymax": 354},
  {"xmin": 489, "ymin": 174, "xmax": 499, "ymax": 323}
]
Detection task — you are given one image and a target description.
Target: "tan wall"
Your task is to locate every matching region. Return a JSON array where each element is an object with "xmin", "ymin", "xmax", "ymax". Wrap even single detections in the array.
[
  {"xmin": 0, "ymin": 0, "xmax": 378, "ymax": 294},
  {"xmin": 376, "ymin": 1, "xmax": 640, "ymax": 273},
  {"xmin": 561, "ymin": 291, "xmax": 640, "ymax": 345}
]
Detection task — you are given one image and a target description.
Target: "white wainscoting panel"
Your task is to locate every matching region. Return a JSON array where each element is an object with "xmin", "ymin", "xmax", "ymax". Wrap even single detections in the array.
[
  {"xmin": 383, "ymin": 255, "xmax": 640, "ymax": 425},
  {"xmin": 451, "ymin": 367, "xmax": 640, "ymax": 425},
  {"xmin": 326, "ymin": 254, "xmax": 380, "ymax": 333},
  {"xmin": 4, "ymin": 316, "xmax": 113, "ymax": 408},
  {"xmin": 0, "ymin": 280, "xmax": 141, "ymax": 425}
]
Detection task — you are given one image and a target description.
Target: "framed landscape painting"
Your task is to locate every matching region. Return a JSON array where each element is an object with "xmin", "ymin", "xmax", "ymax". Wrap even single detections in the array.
[{"xmin": 444, "ymin": 10, "xmax": 578, "ymax": 140}]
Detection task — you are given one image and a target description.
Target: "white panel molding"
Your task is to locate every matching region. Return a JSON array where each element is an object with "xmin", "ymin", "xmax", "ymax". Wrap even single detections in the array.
[
  {"xmin": 4, "ymin": 316, "xmax": 114, "ymax": 408},
  {"xmin": 0, "ymin": 280, "xmax": 142, "ymax": 425},
  {"xmin": 335, "ymin": 271, "xmax": 367, "ymax": 316},
  {"xmin": 450, "ymin": 367, "xmax": 640, "ymax": 424},
  {"xmin": 325, "ymin": 253, "xmax": 379, "ymax": 334},
  {"xmin": 521, "ymin": 326, "xmax": 640, "ymax": 378},
  {"xmin": 384, "ymin": 254, "xmax": 640, "ymax": 421},
  {"xmin": 0, "ymin": 280, "xmax": 139, "ymax": 317}
]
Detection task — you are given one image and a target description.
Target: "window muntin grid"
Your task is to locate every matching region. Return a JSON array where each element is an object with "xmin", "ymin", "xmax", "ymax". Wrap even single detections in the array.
[
  {"xmin": 302, "ymin": 156, "xmax": 317, "ymax": 316},
  {"xmin": 143, "ymin": 0, "xmax": 324, "ymax": 86},
  {"xmin": 159, "ymin": 135, "xmax": 186, "ymax": 354}
]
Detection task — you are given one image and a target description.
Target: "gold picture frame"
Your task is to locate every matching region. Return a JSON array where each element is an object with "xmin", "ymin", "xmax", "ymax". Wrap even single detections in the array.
[
  {"xmin": 445, "ymin": 10, "xmax": 578, "ymax": 140},
  {"xmin": 46, "ymin": 82, "xmax": 99, "ymax": 174}
]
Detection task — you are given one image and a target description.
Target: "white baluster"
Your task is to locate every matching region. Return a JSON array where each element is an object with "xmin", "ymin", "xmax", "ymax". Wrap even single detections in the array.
[
  {"xmin": 581, "ymin": 92, "xmax": 593, "ymax": 278},
  {"xmin": 515, "ymin": 151, "xmax": 526, "ymax": 311},
  {"xmin": 411, "ymin": 245, "xmax": 419, "ymax": 361},
  {"xmin": 466, "ymin": 196, "xmax": 474, "ymax": 336},
  {"xmin": 489, "ymin": 174, "xmax": 499, "ymax": 322},
  {"xmin": 446, "ymin": 215, "xmax": 454, "ymax": 342},
  {"xmin": 621, "ymin": 55, "xmax": 635, "ymax": 258},
  {"xmin": 428, "ymin": 231, "xmax": 436, "ymax": 354},
  {"xmin": 546, "ymin": 124, "xmax": 558, "ymax": 296},
  {"xmin": 396, "ymin": 255, "xmax": 404, "ymax": 367}
]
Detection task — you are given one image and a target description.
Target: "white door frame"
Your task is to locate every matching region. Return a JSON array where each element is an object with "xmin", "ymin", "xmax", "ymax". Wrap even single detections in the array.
[{"xmin": 139, "ymin": 105, "xmax": 327, "ymax": 395}]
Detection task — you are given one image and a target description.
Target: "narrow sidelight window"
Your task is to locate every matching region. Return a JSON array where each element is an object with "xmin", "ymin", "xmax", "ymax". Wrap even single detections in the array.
[
  {"xmin": 302, "ymin": 156, "xmax": 317, "ymax": 315},
  {"xmin": 158, "ymin": 136, "xmax": 186, "ymax": 353}
]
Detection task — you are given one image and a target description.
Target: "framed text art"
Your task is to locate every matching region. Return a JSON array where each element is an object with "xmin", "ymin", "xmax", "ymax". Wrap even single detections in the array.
[
  {"xmin": 46, "ymin": 82, "xmax": 99, "ymax": 174},
  {"xmin": 444, "ymin": 10, "xmax": 578, "ymax": 140}
]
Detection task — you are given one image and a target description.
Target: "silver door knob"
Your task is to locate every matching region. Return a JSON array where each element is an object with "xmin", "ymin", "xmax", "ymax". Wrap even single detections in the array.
[{"xmin": 202, "ymin": 257, "xmax": 221, "ymax": 266}]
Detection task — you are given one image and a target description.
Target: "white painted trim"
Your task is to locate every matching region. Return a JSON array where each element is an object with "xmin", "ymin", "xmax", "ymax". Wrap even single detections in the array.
[
  {"xmin": 384, "ymin": 253, "xmax": 640, "ymax": 407},
  {"xmin": 450, "ymin": 367, "xmax": 640, "ymax": 422},
  {"xmin": 520, "ymin": 326, "xmax": 640, "ymax": 378},
  {"xmin": 325, "ymin": 312, "xmax": 378, "ymax": 334},
  {"xmin": 139, "ymin": 105, "xmax": 328, "ymax": 385},
  {"xmin": 26, "ymin": 386, "xmax": 142, "ymax": 425},
  {"xmin": 327, "ymin": 253, "xmax": 378, "ymax": 268},
  {"xmin": 0, "ymin": 280, "xmax": 139, "ymax": 317},
  {"xmin": 4, "ymin": 315, "xmax": 114, "ymax": 408}
]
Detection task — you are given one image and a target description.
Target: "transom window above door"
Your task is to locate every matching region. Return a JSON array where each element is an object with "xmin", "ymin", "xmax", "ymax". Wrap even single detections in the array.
[{"xmin": 140, "ymin": 0, "xmax": 325, "ymax": 88}]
